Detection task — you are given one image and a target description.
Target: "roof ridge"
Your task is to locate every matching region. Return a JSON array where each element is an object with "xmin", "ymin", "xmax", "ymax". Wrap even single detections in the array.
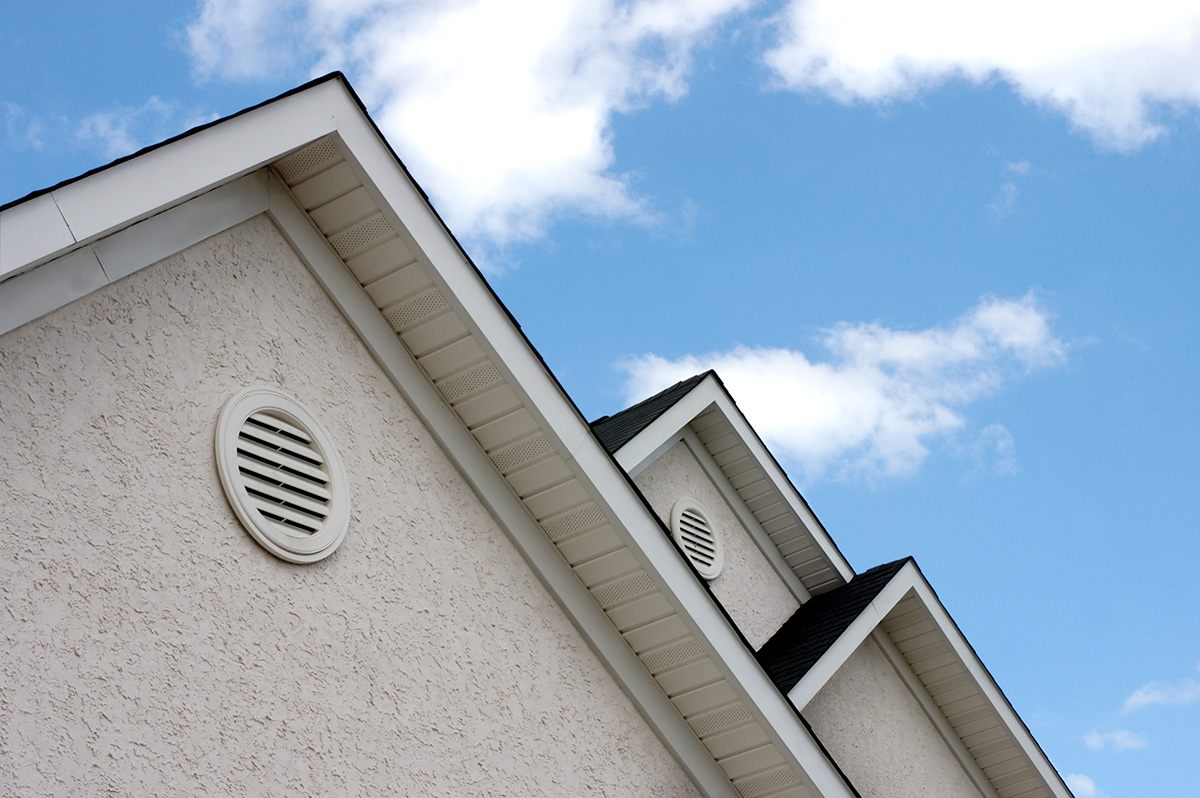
[
  {"xmin": 590, "ymin": 371, "xmax": 712, "ymax": 454},
  {"xmin": 756, "ymin": 557, "xmax": 912, "ymax": 693}
]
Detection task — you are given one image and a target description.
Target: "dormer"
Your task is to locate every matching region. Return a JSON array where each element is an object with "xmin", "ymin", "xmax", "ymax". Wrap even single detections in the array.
[{"xmin": 592, "ymin": 371, "xmax": 853, "ymax": 648}]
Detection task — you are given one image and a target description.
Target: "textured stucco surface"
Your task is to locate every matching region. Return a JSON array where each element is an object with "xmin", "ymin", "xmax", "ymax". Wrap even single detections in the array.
[
  {"xmin": 803, "ymin": 637, "xmax": 982, "ymax": 798},
  {"xmin": 0, "ymin": 215, "xmax": 701, "ymax": 796},
  {"xmin": 634, "ymin": 441, "xmax": 800, "ymax": 649}
]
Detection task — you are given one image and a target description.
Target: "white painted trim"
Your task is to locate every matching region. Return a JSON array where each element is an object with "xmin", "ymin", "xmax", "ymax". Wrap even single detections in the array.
[
  {"xmin": 261, "ymin": 175, "xmax": 739, "ymax": 797},
  {"xmin": 786, "ymin": 562, "xmax": 1071, "ymax": 798},
  {"xmin": 0, "ymin": 79, "xmax": 342, "ymax": 279},
  {"xmin": 679, "ymin": 429, "xmax": 812, "ymax": 602},
  {"xmin": 0, "ymin": 245, "xmax": 108, "ymax": 336},
  {"xmin": 0, "ymin": 172, "xmax": 269, "ymax": 336},
  {"xmin": 906, "ymin": 576, "xmax": 1072, "ymax": 797},
  {"xmin": 613, "ymin": 375, "xmax": 854, "ymax": 587},
  {"xmin": 871, "ymin": 629, "xmax": 998, "ymax": 798},
  {"xmin": 300, "ymin": 110, "xmax": 859, "ymax": 797},
  {"xmin": 788, "ymin": 563, "xmax": 917, "ymax": 711},
  {"xmin": 94, "ymin": 172, "xmax": 269, "ymax": 282}
]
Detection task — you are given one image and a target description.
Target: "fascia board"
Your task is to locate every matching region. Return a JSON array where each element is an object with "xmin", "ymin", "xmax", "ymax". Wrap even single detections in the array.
[
  {"xmin": 569, "ymin": 409, "xmax": 857, "ymax": 797},
  {"xmin": 786, "ymin": 561, "xmax": 1069, "ymax": 798},
  {"xmin": 788, "ymin": 561, "xmax": 919, "ymax": 710},
  {"xmin": 328, "ymin": 103, "xmax": 594, "ymax": 462},
  {"xmin": 614, "ymin": 375, "xmax": 853, "ymax": 586},
  {"xmin": 870, "ymin": 628, "xmax": 999, "ymax": 798},
  {"xmin": 906, "ymin": 573, "xmax": 1072, "ymax": 797},
  {"xmin": 614, "ymin": 380, "xmax": 723, "ymax": 474},
  {"xmin": 705, "ymin": 389, "xmax": 853, "ymax": 585},
  {"xmin": 0, "ymin": 194, "xmax": 76, "ymax": 278},
  {"xmin": 0, "ymin": 172, "xmax": 269, "ymax": 336},
  {"xmin": 678, "ymin": 428, "xmax": 811, "ymax": 602},
  {"xmin": 0, "ymin": 80, "xmax": 342, "ymax": 279},
  {"xmin": 321, "ymin": 106, "xmax": 856, "ymax": 797},
  {"xmin": 263, "ymin": 175, "xmax": 738, "ymax": 797}
]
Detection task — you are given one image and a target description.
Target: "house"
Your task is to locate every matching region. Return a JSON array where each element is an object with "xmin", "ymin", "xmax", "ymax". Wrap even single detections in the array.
[{"xmin": 0, "ymin": 74, "xmax": 1072, "ymax": 797}]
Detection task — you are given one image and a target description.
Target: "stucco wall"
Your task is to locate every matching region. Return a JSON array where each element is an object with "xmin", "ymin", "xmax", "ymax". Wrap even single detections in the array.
[
  {"xmin": 0, "ymin": 215, "xmax": 700, "ymax": 796},
  {"xmin": 803, "ymin": 636, "xmax": 982, "ymax": 798},
  {"xmin": 634, "ymin": 440, "xmax": 800, "ymax": 649}
]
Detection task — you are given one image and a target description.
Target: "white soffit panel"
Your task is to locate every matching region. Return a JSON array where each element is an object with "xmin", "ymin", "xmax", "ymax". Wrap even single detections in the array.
[
  {"xmin": 786, "ymin": 562, "xmax": 1070, "ymax": 798},
  {"xmin": 612, "ymin": 375, "xmax": 852, "ymax": 595},
  {"xmin": 267, "ymin": 136, "xmax": 845, "ymax": 797},
  {"xmin": 1, "ymin": 78, "xmax": 856, "ymax": 797}
]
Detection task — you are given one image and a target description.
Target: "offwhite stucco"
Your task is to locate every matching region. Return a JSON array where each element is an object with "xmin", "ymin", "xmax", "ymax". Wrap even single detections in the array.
[
  {"xmin": 634, "ymin": 440, "xmax": 800, "ymax": 649},
  {"xmin": 803, "ymin": 636, "xmax": 983, "ymax": 798},
  {"xmin": 0, "ymin": 216, "xmax": 700, "ymax": 796}
]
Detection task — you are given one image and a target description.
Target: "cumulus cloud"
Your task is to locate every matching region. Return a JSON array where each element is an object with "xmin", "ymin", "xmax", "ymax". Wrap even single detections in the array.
[
  {"xmin": 1066, "ymin": 773, "xmax": 1104, "ymax": 798},
  {"xmin": 1123, "ymin": 662, "xmax": 1200, "ymax": 712},
  {"xmin": 1084, "ymin": 728, "xmax": 1148, "ymax": 750},
  {"xmin": 620, "ymin": 292, "xmax": 1063, "ymax": 481},
  {"xmin": 187, "ymin": 0, "xmax": 750, "ymax": 252},
  {"xmin": 765, "ymin": 0, "xmax": 1200, "ymax": 150}
]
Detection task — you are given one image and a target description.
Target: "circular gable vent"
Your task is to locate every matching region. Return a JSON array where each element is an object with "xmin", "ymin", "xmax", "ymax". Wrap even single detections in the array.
[
  {"xmin": 670, "ymin": 499, "xmax": 724, "ymax": 580},
  {"xmin": 215, "ymin": 387, "xmax": 350, "ymax": 563}
]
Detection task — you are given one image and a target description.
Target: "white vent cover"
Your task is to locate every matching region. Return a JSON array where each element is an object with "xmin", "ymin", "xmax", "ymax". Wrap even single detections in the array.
[
  {"xmin": 670, "ymin": 499, "xmax": 724, "ymax": 580},
  {"xmin": 215, "ymin": 387, "xmax": 350, "ymax": 563}
]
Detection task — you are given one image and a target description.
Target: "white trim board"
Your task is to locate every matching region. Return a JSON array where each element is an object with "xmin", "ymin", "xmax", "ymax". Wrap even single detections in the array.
[
  {"xmin": 612, "ymin": 374, "xmax": 853, "ymax": 593},
  {"xmin": 785, "ymin": 561, "xmax": 1071, "ymax": 798}
]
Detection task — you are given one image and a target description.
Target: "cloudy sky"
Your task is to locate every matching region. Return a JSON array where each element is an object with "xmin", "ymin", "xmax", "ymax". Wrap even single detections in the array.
[{"xmin": 5, "ymin": 2, "xmax": 1199, "ymax": 794}]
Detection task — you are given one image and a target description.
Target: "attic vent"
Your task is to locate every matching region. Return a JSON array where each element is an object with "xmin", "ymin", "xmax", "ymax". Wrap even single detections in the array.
[
  {"xmin": 215, "ymin": 387, "xmax": 350, "ymax": 564},
  {"xmin": 670, "ymin": 499, "xmax": 724, "ymax": 580}
]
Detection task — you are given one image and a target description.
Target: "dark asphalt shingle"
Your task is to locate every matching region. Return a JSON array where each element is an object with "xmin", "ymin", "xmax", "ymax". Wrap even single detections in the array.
[
  {"xmin": 590, "ymin": 371, "xmax": 712, "ymax": 454},
  {"xmin": 756, "ymin": 558, "xmax": 912, "ymax": 694}
]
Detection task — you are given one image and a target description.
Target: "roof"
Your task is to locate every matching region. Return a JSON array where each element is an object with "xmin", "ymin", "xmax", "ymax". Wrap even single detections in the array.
[
  {"xmin": 0, "ymin": 75, "xmax": 861, "ymax": 798},
  {"xmin": 591, "ymin": 372, "xmax": 711, "ymax": 453},
  {"xmin": 757, "ymin": 558, "xmax": 910, "ymax": 693}
]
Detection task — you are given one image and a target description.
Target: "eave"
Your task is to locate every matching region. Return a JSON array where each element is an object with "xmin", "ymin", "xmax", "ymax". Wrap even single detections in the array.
[
  {"xmin": 594, "ymin": 372, "xmax": 854, "ymax": 597},
  {"xmin": 759, "ymin": 560, "xmax": 1073, "ymax": 798},
  {"xmin": 0, "ymin": 75, "xmax": 860, "ymax": 798}
]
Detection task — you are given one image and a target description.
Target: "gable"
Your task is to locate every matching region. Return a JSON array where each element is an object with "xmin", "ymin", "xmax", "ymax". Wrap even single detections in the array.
[
  {"xmin": 0, "ymin": 214, "xmax": 699, "ymax": 795},
  {"xmin": 634, "ymin": 438, "xmax": 801, "ymax": 648},
  {"xmin": 0, "ymin": 73, "xmax": 1072, "ymax": 798}
]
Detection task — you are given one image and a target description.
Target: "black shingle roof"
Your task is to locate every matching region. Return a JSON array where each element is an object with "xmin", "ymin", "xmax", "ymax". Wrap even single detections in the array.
[
  {"xmin": 756, "ymin": 558, "xmax": 912, "ymax": 694},
  {"xmin": 590, "ymin": 372, "xmax": 712, "ymax": 454}
]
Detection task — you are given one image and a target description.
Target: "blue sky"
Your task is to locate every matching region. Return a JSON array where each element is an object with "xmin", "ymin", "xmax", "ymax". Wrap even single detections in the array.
[{"xmin": 5, "ymin": 2, "xmax": 1199, "ymax": 795}]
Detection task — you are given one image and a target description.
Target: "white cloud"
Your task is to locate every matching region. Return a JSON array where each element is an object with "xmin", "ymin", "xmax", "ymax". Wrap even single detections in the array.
[
  {"xmin": 764, "ymin": 0, "xmax": 1200, "ymax": 150},
  {"xmin": 620, "ymin": 293, "xmax": 1064, "ymax": 481},
  {"xmin": 187, "ymin": 0, "xmax": 750, "ymax": 254},
  {"xmin": 4, "ymin": 104, "xmax": 45, "ymax": 151},
  {"xmin": 989, "ymin": 181, "xmax": 1019, "ymax": 217},
  {"xmin": 1123, "ymin": 663, "xmax": 1200, "ymax": 712},
  {"xmin": 76, "ymin": 97, "xmax": 189, "ymax": 160},
  {"xmin": 1084, "ymin": 728, "xmax": 1148, "ymax": 750},
  {"xmin": 1067, "ymin": 773, "xmax": 1104, "ymax": 798}
]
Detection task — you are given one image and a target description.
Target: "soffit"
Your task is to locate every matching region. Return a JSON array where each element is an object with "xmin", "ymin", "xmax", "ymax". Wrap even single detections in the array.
[
  {"xmin": 774, "ymin": 561, "xmax": 1070, "ymax": 798},
  {"xmin": 1, "ymin": 77, "xmax": 856, "ymax": 797},
  {"xmin": 600, "ymin": 376, "xmax": 852, "ymax": 596},
  {"xmin": 270, "ymin": 136, "xmax": 827, "ymax": 798}
]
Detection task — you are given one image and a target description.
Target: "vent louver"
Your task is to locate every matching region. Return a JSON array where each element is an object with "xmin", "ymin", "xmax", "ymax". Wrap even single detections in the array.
[
  {"xmin": 216, "ymin": 388, "xmax": 350, "ymax": 563},
  {"xmin": 670, "ymin": 499, "xmax": 724, "ymax": 580}
]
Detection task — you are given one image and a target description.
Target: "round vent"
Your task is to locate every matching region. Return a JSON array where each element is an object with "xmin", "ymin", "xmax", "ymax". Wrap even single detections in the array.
[
  {"xmin": 215, "ymin": 387, "xmax": 350, "ymax": 563},
  {"xmin": 670, "ymin": 499, "xmax": 724, "ymax": 580}
]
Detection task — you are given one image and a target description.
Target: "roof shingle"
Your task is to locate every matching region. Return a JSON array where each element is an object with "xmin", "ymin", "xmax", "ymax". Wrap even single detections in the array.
[
  {"xmin": 756, "ymin": 558, "xmax": 911, "ymax": 694},
  {"xmin": 590, "ymin": 372, "xmax": 711, "ymax": 454}
]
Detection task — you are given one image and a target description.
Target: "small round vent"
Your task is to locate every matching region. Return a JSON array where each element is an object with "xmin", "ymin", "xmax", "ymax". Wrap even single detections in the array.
[
  {"xmin": 670, "ymin": 499, "xmax": 724, "ymax": 580},
  {"xmin": 215, "ymin": 387, "xmax": 350, "ymax": 564}
]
